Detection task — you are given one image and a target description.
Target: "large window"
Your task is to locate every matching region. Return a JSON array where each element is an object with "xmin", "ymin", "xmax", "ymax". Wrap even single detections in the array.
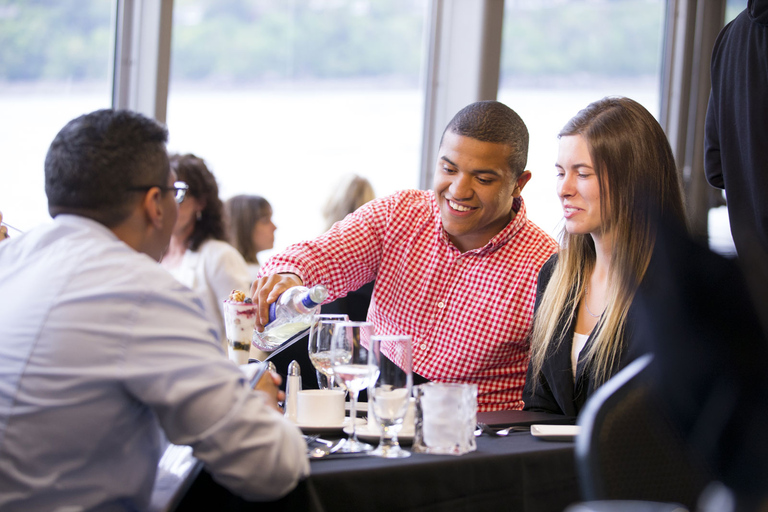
[
  {"xmin": 497, "ymin": 0, "xmax": 666, "ymax": 238},
  {"xmin": 0, "ymin": 1, "xmax": 116, "ymax": 233},
  {"xmin": 166, "ymin": 0, "xmax": 428, "ymax": 259}
]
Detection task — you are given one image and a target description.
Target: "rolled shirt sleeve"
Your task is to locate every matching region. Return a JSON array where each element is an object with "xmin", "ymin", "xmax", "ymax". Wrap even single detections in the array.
[{"xmin": 123, "ymin": 289, "xmax": 309, "ymax": 501}]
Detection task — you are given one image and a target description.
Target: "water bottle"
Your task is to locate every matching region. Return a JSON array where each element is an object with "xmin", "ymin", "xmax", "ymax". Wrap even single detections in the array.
[{"xmin": 253, "ymin": 284, "xmax": 329, "ymax": 351}]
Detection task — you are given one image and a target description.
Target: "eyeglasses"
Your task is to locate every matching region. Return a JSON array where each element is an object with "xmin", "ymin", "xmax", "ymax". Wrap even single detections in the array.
[{"xmin": 128, "ymin": 181, "xmax": 189, "ymax": 204}]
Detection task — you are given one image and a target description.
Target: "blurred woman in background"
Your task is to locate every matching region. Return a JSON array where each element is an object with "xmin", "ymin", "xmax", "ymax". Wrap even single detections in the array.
[
  {"xmin": 320, "ymin": 174, "xmax": 376, "ymax": 321},
  {"xmin": 161, "ymin": 154, "xmax": 250, "ymax": 349},
  {"xmin": 322, "ymin": 174, "xmax": 376, "ymax": 231},
  {"xmin": 523, "ymin": 96, "xmax": 687, "ymax": 416},
  {"xmin": 225, "ymin": 194, "xmax": 277, "ymax": 284}
]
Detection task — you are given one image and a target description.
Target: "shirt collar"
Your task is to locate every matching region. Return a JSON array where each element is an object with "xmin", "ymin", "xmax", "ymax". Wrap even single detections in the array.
[
  {"xmin": 431, "ymin": 193, "xmax": 528, "ymax": 255},
  {"xmin": 54, "ymin": 214, "xmax": 122, "ymax": 242}
]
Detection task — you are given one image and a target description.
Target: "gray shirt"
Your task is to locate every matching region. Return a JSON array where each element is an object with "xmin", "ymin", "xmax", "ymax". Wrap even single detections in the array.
[{"xmin": 0, "ymin": 215, "xmax": 308, "ymax": 510}]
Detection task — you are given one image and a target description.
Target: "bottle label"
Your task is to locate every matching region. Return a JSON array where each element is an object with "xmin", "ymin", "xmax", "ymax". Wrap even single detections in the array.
[
  {"xmin": 301, "ymin": 292, "xmax": 317, "ymax": 309},
  {"xmin": 268, "ymin": 301, "xmax": 278, "ymax": 324}
]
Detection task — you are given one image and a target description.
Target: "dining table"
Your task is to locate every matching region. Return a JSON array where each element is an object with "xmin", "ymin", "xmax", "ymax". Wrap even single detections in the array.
[{"xmin": 174, "ymin": 418, "xmax": 581, "ymax": 512}]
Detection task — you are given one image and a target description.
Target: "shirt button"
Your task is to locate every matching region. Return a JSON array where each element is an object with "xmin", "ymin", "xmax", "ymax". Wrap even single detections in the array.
[
  {"xmin": 420, "ymin": 343, "xmax": 427, "ymax": 350},
  {"xmin": 437, "ymin": 301, "xmax": 445, "ymax": 309}
]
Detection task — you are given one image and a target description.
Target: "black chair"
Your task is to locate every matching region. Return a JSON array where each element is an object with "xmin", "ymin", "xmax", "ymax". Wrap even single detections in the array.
[{"xmin": 575, "ymin": 354, "xmax": 712, "ymax": 511}]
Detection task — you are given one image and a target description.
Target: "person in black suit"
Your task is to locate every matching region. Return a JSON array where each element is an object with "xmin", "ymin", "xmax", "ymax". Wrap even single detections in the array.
[
  {"xmin": 523, "ymin": 96, "xmax": 687, "ymax": 416},
  {"xmin": 705, "ymin": 0, "xmax": 768, "ymax": 334}
]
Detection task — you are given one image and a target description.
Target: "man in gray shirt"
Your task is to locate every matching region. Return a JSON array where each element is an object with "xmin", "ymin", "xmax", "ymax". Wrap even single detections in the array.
[{"xmin": 0, "ymin": 109, "xmax": 308, "ymax": 510}]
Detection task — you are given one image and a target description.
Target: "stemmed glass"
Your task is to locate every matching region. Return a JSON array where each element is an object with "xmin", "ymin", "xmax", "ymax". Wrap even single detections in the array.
[
  {"xmin": 308, "ymin": 314, "xmax": 348, "ymax": 389},
  {"xmin": 331, "ymin": 321, "xmax": 377, "ymax": 453},
  {"xmin": 368, "ymin": 335, "xmax": 413, "ymax": 458}
]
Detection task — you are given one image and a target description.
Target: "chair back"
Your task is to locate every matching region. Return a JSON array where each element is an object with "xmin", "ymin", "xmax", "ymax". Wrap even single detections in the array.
[{"xmin": 576, "ymin": 354, "xmax": 711, "ymax": 510}]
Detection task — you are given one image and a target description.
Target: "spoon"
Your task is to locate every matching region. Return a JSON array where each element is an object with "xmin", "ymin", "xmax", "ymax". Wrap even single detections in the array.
[
  {"xmin": 309, "ymin": 445, "xmax": 330, "ymax": 458},
  {"xmin": 474, "ymin": 423, "xmax": 530, "ymax": 436},
  {"xmin": 308, "ymin": 439, "xmax": 346, "ymax": 458}
]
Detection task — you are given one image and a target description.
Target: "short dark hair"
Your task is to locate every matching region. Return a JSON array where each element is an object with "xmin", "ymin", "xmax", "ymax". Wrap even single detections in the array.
[
  {"xmin": 224, "ymin": 194, "xmax": 272, "ymax": 264},
  {"xmin": 45, "ymin": 109, "xmax": 169, "ymax": 227},
  {"xmin": 169, "ymin": 153, "xmax": 226, "ymax": 251},
  {"xmin": 441, "ymin": 100, "xmax": 529, "ymax": 178}
]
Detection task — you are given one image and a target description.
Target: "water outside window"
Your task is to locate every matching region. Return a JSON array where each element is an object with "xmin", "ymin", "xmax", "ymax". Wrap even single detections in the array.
[
  {"xmin": 0, "ymin": 1, "xmax": 116, "ymax": 233},
  {"xmin": 497, "ymin": 0, "xmax": 666, "ymax": 239},
  {"xmin": 1, "ymin": 0, "xmax": 749, "ymax": 254},
  {"xmin": 166, "ymin": 0, "xmax": 428, "ymax": 259}
]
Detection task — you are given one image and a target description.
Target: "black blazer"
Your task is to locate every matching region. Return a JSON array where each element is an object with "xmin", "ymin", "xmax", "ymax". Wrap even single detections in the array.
[{"xmin": 522, "ymin": 255, "xmax": 645, "ymax": 417}]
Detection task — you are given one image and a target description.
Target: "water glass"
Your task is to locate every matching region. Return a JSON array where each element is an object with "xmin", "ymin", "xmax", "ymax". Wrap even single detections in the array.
[
  {"xmin": 368, "ymin": 335, "xmax": 413, "ymax": 458},
  {"xmin": 412, "ymin": 383, "xmax": 478, "ymax": 456},
  {"xmin": 331, "ymin": 321, "xmax": 376, "ymax": 453},
  {"xmin": 308, "ymin": 314, "xmax": 348, "ymax": 389}
]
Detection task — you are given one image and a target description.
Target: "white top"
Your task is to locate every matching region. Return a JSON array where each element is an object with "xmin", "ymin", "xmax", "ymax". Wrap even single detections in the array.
[
  {"xmin": 166, "ymin": 239, "xmax": 251, "ymax": 349},
  {"xmin": 0, "ymin": 215, "xmax": 308, "ymax": 510},
  {"xmin": 572, "ymin": 332, "xmax": 590, "ymax": 382}
]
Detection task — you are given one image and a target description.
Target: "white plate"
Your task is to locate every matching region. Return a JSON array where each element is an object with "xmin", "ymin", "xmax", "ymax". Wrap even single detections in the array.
[
  {"xmin": 297, "ymin": 417, "xmax": 365, "ymax": 434},
  {"xmin": 530, "ymin": 424, "xmax": 580, "ymax": 442},
  {"xmin": 343, "ymin": 423, "xmax": 415, "ymax": 444}
]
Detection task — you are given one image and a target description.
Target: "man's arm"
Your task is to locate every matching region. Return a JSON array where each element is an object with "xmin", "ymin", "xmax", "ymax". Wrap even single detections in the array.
[
  {"xmin": 252, "ymin": 194, "xmax": 394, "ymax": 328},
  {"xmin": 125, "ymin": 289, "xmax": 309, "ymax": 501},
  {"xmin": 704, "ymin": 92, "xmax": 725, "ymax": 189}
]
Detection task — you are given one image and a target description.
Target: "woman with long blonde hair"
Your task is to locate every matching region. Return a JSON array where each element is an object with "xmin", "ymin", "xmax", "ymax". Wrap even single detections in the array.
[{"xmin": 522, "ymin": 97, "xmax": 686, "ymax": 416}]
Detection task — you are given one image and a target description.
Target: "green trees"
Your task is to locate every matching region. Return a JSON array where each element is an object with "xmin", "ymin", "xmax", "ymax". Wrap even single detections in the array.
[
  {"xmin": 0, "ymin": 0, "xmax": 113, "ymax": 82},
  {"xmin": 0, "ymin": 0, "xmax": 668, "ymax": 85},
  {"xmin": 500, "ymin": 1, "xmax": 664, "ymax": 82}
]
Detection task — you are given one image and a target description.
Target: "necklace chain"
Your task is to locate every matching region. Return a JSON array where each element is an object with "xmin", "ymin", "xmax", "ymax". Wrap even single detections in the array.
[{"xmin": 584, "ymin": 285, "xmax": 604, "ymax": 318}]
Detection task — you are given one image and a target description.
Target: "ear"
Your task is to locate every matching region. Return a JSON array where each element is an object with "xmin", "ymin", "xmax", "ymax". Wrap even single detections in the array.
[
  {"xmin": 513, "ymin": 170, "xmax": 532, "ymax": 197},
  {"xmin": 142, "ymin": 187, "xmax": 166, "ymax": 229}
]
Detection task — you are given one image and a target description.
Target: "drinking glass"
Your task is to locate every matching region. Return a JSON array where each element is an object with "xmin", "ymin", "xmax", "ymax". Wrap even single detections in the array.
[
  {"xmin": 412, "ymin": 383, "xmax": 478, "ymax": 455},
  {"xmin": 331, "ymin": 321, "xmax": 377, "ymax": 453},
  {"xmin": 368, "ymin": 335, "xmax": 413, "ymax": 458},
  {"xmin": 308, "ymin": 314, "xmax": 348, "ymax": 389}
]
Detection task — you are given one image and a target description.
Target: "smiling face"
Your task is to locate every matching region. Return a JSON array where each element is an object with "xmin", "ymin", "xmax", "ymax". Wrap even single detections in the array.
[
  {"xmin": 556, "ymin": 134, "xmax": 606, "ymax": 239},
  {"xmin": 433, "ymin": 130, "xmax": 530, "ymax": 252}
]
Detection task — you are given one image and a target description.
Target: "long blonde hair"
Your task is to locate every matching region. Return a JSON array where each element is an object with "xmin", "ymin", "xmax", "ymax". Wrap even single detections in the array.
[{"xmin": 529, "ymin": 97, "xmax": 686, "ymax": 386}]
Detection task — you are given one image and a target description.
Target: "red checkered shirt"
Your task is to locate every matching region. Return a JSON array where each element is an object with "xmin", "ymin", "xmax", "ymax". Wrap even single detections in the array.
[{"xmin": 260, "ymin": 189, "xmax": 558, "ymax": 411}]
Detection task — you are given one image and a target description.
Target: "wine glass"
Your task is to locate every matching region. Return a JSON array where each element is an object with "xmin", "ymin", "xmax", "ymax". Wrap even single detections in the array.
[
  {"xmin": 368, "ymin": 335, "xmax": 413, "ymax": 458},
  {"xmin": 308, "ymin": 314, "xmax": 348, "ymax": 389},
  {"xmin": 331, "ymin": 321, "xmax": 377, "ymax": 453}
]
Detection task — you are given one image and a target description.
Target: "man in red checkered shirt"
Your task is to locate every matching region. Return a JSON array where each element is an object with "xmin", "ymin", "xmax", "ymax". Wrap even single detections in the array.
[{"xmin": 253, "ymin": 101, "xmax": 558, "ymax": 411}]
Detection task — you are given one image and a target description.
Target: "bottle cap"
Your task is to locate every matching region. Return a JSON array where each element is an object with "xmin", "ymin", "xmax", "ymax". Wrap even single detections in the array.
[{"xmin": 303, "ymin": 284, "xmax": 329, "ymax": 308}]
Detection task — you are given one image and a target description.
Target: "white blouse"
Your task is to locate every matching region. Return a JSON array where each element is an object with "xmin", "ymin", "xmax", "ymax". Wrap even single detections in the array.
[
  {"xmin": 571, "ymin": 332, "xmax": 590, "ymax": 382},
  {"xmin": 166, "ymin": 239, "xmax": 251, "ymax": 348}
]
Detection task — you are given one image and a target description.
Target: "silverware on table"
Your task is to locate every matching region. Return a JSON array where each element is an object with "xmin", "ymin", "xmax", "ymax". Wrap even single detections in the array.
[
  {"xmin": 307, "ymin": 438, "xmax": 347, "ymax": 458},
  {"xmin": 474, "ymin": 423, "xmax": 531, "ymax": 437}
]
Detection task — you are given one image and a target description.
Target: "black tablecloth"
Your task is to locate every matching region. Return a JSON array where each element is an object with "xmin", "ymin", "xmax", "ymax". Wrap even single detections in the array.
[{"xmin": 177, "ymin": 431, "xmax": 580, "ymax": 512}]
